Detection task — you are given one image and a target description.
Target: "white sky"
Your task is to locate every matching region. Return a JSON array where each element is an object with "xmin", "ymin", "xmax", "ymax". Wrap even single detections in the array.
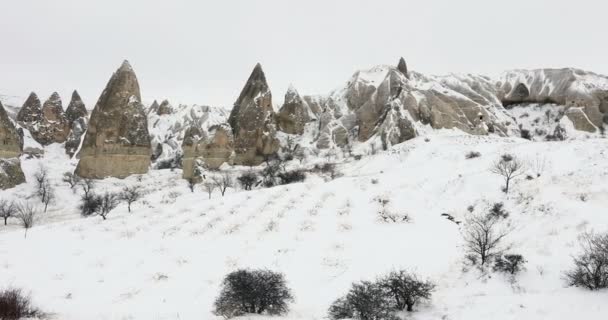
[{"xmin": 0, "ymin": 0, "xmax": 606, "ymax": 108}]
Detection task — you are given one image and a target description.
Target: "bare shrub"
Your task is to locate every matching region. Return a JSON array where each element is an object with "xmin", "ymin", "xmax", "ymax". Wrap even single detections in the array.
[
  {"xmin": 119, "ymin": 185, "xmax": 144, "ymax": 212},
  {"xmin": 202, "ymin": 182, "xmax": 215, "ymax": 199},
  {"xmin": 98, "ymin": 192, "xmax": 119, "ymax": 220},
  {"xmin": 488, "ymin": 202, "xmax": 509, "ymax": 219},
  {"xmin": 0, "ymin": 288, "xmax": 41, "ymax": 320},
  {"xmin": 62, "ymin": 172, "xmax": 81, "ymax": 191},
  {"xmin": 380, "ymin": 270, "xmax": 435, "ymax": 312},
  {"xmin": 79, "ymin": 193, "xmax": 102, "ymax": 217},
  {"xmin": 213, "ymin": 269, "xmax": 294, "ymax": 318},
  {"xmin": 0, "ymin": 200, "xmax": 16, "ymax": 225},
  {"xmin": 186, "ymin": 177, "xmax": 198, "ymax": 193},
  {"xmin": 493, "ymin": 254, "xmax": 526, "ymax": 275},
  {"xmin": 277, "ymin": 170, "xmax": 306, "ymax": 185},
  {"xmin": 375, "ymin": 196, "xmax": 410, "ymax": 223},
  {"xmin": 213, "ymin": 173, "xmax": 234, "ymax": 197},
  {"xmin": 237, "ymin": 171, "xmax": 259, "ymax": 190},
  {"xmin": 490, "ymin": 154, "xmax": 526, "ymax": 193},
  {"xmin": 462, "ymin": 214, "xmax": 511, "ymax": 267},
  {"xmin": 16, "ymin": 202, "xmax": 38, "ymax": 238},
  {"xmin": 465, "ymin": 151, "xmax": 482, "ymax": 159},
  {"xmin": 564, "ymin": 232, "xmax": 608, "ymax": 290},
  {"xmin": 328, "ymin": 281, "xmax": 396, "ymax": 320},
  {"xmin": 79, "ymin": 178, "xmax": 95, "ymax": 198}
]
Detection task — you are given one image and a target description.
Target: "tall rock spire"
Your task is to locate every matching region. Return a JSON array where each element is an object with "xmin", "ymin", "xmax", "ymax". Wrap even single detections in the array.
[
  {"xmin": 397, "ymin": 57, "xmax": 409, "ymax": 78},
  {"xmin": 276, "ymin": 85, "xmax": 313, "ymax": 135},
  {"xmin": 75, "ymin": 60, "xmax": 151, "ymax": 178},
  {"xmin": 65, "ymin": 90, "xmax": 87, "ymax": 123},
  {"xmin": 65, "ymin": 90, "xmax": 89, "ymax": 157},
  {"xmin": 16, "ymin": 92, "xmax": 42, "ymax": 123},
  {"xmin": 0, "ymin": 101, "xmax": 26, "ymax": 189},
  {"xmin": 227, "ymin": 63, "xmax": 279, "ymax": 165}
]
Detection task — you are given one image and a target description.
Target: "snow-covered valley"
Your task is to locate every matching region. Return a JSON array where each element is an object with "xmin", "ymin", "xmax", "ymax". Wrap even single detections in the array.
[{"xmin": 1, "ymin": 133, "xmax": 606, "ymax": 319}]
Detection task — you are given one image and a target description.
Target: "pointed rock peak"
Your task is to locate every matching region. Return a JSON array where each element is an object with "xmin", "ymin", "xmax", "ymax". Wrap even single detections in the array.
[
  {"xmin": 24, "ymin": 92, "xmax": 41, "ymax": 106},
  {"xmin": 48, "ymin": 92, "xmax": 61, "ymax": 103},
  {"xmin": 119, "ymin": 60, "xmax": 133, "ymax": 72},
  {"xmin": 249, "ymin": 63, "xmax": 267, "ymax": 82},
  {"xmin": 287, "ymin": 84, "xmax": 298, "ymax": 94},
  {"xmin": 0, "ymin": 100, "xmax": 4, "ymax": 112},
  {"xmin": 397, "ymin": 57, "xmax": 408, "ymax": 78},
  {"xmin": 71, "ymin": 90, "xmax": 82, "ymax": 101},
  {"xmin": 157, "ymin": 99, "xmax": 173, "ymax": 115}
]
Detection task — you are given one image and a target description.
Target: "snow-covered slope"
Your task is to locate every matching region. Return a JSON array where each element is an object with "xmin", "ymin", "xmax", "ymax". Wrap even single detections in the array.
[
  {"xmin": 147, "ymin": 103, "xmax": 229, "ymax": 167},
  {"xmin": 0, "ymin": 133, "xmax": 607, "ymax": 319}
]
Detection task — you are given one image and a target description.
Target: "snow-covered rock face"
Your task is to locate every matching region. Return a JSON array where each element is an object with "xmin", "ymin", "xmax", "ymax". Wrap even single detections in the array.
[
  {"xmin": 276, "ymin": 85, "xmax": 314, "ymax": 135},
  {"xmin": 301, "ymin": 61, "xmax": 514, "ymax": 151},
  {"xmin": 499, "ymin": 68, "xmax": 608, "ymax": 132},
  {"xmin": 147, "ymin": 103, "xmax": 229, "ymax": 170},
  {"xmin": 15, "ymin": 92, "xmax": 71, "ymax": 145},
  {"xmin": 75, "ymin": 60, "xmax": 152, "ymax": 179}
]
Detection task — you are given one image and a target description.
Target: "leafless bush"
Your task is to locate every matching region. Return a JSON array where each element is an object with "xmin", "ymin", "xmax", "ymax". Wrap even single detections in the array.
[
  {"xmin": 493, "ymin": 254, "xmax": 526, "ymax": 275},
  {"xmin": 16, "ymin": 202, "xmax": 38, "ymax": 238},
  {"xmin": 62, "ymin": 172, "xmax": 81, "ymax": 191},
  {"xmin": 564, "ymin": 232, "xmax": 608, "ymax": 290},
  {"xmin": 462, "ymin": 214, "xmax": 512, "ymax": 267},
  {"xmin": 237, "ymin": 171, "xmax": 259, "ymax": 190},
  {"xmin": 202, "ymin": 182, "xmax": 215, "ymax": 199},
  {"xmin": 490, "ymin": 154, "xmax": 526, "ymax": 193},
  {"xmin": 375, "ymin": 196, "xmax": 410, "ymax": 223},
  {"xmin": 530, "ymin": 155, "xmax": 547, "ymax": 178},
  {"xmin": 465, "ymin": 151, "xmax": 482, "ymax": 159},
  {"xmin": 0, "ymin": 200, "xmax": 16, "ymax": 225},
  {"xmin": 98, "ymin": 192, "xmax": 119, "ymax": 220},
  {"xmin": 79, "ymin": 178, "xmax": 95, "ymax": 198},
  {"xmin": 213, "ymin": 173, "xmax": 234, "ymax": 197},
  {"xmin": 380, "ymin": 270, "xmax": 436, "ymax": 312},
  {"xmin": 119, "ymin": 185, "xmax": 144, "ymax": 212},
  {"xmin": 0, "ymin": 288, "xmax": 41, "ymax": 320},
  {"xmin": 33, "ymin": 165, "xmax": 48, "ymax": 191},
  {"xmin": 186, "ymin": 177, "xmax": 198, "ymax": 193}
]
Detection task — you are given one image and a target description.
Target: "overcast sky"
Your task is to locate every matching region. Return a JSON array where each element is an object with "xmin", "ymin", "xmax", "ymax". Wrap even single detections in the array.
[{"xmin": 0, "ymin": 0, "xmax": 606, "ymax": 108}]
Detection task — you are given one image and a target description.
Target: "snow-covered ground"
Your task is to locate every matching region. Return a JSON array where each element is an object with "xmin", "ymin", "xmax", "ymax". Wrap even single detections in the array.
[{"xmin": 0, "ymin": 133, "xmax": 607, "ymax": 319}]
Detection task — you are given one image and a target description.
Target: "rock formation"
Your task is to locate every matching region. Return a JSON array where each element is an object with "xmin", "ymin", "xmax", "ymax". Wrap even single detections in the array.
[
  {"xmin": 0, "ymin": 158, "xmax": 26, "ymax": 190},
  {"xmin": 157, "ymin": 99, "xmax": 173, "ymax": 115},
  {"xmin": 0, "ymin": 101, "xmax": 23, "ymax": 158},
  {"xmin": 397, "ymin": 57, "xmax": 409, "ymax": 78},
  {"xmin": 0, "ymin": 101, "xmax": 25, "ymax": 189},
  {"xmin": 17, "ymin": 92, "xmax": 70, "ymax": 145},
  {"xmin": 148, "ymin": 100, "xmax": 160, "ymax": 114},
  {"xmin": 182, "ymin": 124, "xmax": 234, "ymax": 179},
  {"xmin": 499, "ymin": 68, "xmax": 608, "ymax": 132},
  {"xmin": 75, "ymin": 60, "xmax": 151, "ymax": 179},
  {"xmin": 16, "ymin": 92, "xmax": 43, "ymax": 123},
  {"xmin": 65, "ymin": 90, "xmax": 88, "ymax": 157},
  {"xmin": 276, "ymin": 85, "xmax": 313, "ymax": 135},
  {"xmin": 228, "ymin": 63, "xmax": 279, "ymax": 165}
]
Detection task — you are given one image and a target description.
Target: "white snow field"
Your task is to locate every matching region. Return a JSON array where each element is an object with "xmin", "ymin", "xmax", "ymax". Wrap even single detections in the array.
[{"xmin": 1, "ymin": 133, "xmax": 607, "ymax": 320}]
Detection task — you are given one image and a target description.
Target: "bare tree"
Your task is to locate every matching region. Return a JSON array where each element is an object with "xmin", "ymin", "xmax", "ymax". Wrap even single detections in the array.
[
  {"xmin": 202, "ymin": 182, "xmax": 215, "ymax": 199},
  {"xmin": 212, "ymin": 173, "xmax": 234, "ymax": 197},
  {"xmin": 41, "ymin": 182, "xmax": 55, "ymax": 212},
  {"xmin": 565, "ymin": 232, "xmax": 608, "ymax": 290},
  {"xmin": 530, "ymin": 154, "xmax": 547, "ymax": 178},
  {"xmin": 62, "ymin": 172, "xmax": 81, "ymax": 191},
  {"xmin": 186, "ymin": 177, "xmax": 198, "ymax": 193},
  {"xmin": 16, "ymin": 202, "xmax": 38, "ymax": 238},
  {"xmin": 462, "ymin": 214, "xmax": 512, "ymax": 267},
  {"xmin": 237, "ymin": 171, "xmax": 259, "ymax": 190},
  {"xmin": 33, "ymin": 165, "xmax": 48, "ymax": 191},
  {"xmin": 0, "ymin": 200, "xmax": 16, "ymax": 225},
  {"xmin": 119, "ymin": 185, "xmax": 144, "ymax": 213},
  {"xmin": 490, "ymin": 154, "xmax": 526, "ymax": 193},
  {"xmin": 98, "ymin": 192, "xmax": 119, "ymax": 220},
  {"xmin": 79, "ymin": 179, "xmax": 95, "ymax": 198}
]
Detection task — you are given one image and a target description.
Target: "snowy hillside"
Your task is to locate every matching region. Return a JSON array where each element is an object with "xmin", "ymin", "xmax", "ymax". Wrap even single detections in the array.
[
  {"xmin": 1, "ymin": 133, "xmax": 607, "ymax": 319},
  {"xmin": 148, "ymin": 103, "xmax": 229, "ymax": 167}
]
